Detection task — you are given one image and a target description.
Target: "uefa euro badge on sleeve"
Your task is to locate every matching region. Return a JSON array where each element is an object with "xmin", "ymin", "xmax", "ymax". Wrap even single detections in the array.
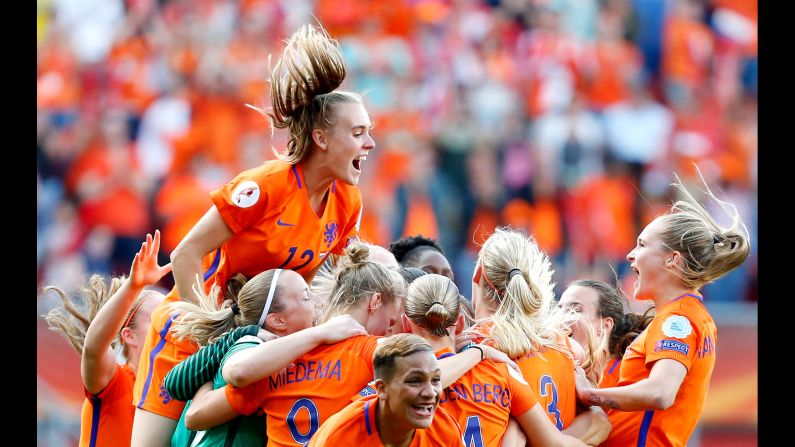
[{"xmin": 661, "ymin": 315, "xmax": 692, "ymax": 339}]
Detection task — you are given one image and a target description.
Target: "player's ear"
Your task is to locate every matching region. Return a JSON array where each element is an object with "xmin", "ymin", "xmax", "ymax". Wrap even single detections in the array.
[
  {"xmin": 374, "ymin": 379, "xmax": 388, "ymax": 400},
  {"xmin": 368, "ymin": 293, "xmax": 382, "ymax": 312},
  {"xmin": 266, "ymin": 313, "xmax": 287, "ymax": 331},
  {"xmin": 312, "ymin": 128, "xmax": 328, "ymax": 150},
  {"xmin": 401, "ymin": 313, "xmax": 412, "ymax": 333}
]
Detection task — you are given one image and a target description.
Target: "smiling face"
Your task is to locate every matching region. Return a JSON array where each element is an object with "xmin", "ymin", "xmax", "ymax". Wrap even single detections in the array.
[
  {"xmin": 322, "ymin": 101, "xmax": 374, "ymax": 186},
  {"xmin": 380, "ymin": 351, "xmax": 441, "ymax": 429},
  {"xmin": 626, "ymin": 217, "xmax": 673, "ymax": 301}
]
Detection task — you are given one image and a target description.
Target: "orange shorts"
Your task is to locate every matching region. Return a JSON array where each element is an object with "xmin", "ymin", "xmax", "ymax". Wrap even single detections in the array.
[{"xmin": 131, "ymin": 291, "xmax": 198, "ymax": 420}]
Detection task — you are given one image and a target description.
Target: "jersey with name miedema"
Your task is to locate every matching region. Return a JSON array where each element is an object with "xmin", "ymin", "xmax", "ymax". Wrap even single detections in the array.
[
  {"xmin": 435, "ymin": 348, "xmax": 537, "ymax": 447},
  {"xmin": 602, "ymin": 292, "xmax": 716, "ymax": 447},
  {"xmin": 225, "ymin": 335, "xmax": 380, "ymax": 447},
  {"xmin": 208, "ymin": 160, "xmax": 362, "ymax": 290}
]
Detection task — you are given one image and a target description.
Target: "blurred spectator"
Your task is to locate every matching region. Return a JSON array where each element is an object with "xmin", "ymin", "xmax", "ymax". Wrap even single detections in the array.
[
  {"xmin": 532, "ymin": 93, "xmax": 605, "ymax": 189},
  {"xmin": 580, "ymin": 7, "xmax": 643, "ymax": 111},
  {"xmin": 661, "ymin": 0, "xmax": 714, "ymax": 110},
  {"xmin": 602, "ymin": 80, "xmax": 674, "ymax": 182}
]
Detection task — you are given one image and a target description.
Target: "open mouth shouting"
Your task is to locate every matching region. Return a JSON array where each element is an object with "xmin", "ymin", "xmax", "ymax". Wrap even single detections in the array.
[{"xmin": 352, "ymin": 154, "xmax": 367, "ymax": 173}]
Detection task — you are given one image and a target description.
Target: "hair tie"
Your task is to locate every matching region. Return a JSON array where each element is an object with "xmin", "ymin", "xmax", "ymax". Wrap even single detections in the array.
[
  {"xmin": 258, "ymin": 269, "xmax": 282, "ymax": 328},
  {"xmin": 430, "ymin": 301, "xmax": 445, "ymax": 308},
  {"xmin": 230, "ymin": 302, "xmax": 240, "ymax": 316},
  {"xmin": 508, "ymin": 269, "xmax": 523, "ymax": 280}
]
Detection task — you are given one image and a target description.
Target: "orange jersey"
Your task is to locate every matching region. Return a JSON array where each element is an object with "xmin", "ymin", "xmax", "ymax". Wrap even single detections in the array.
[
  {"xmin": 210, "ymin": 160, "xmax": 363, "ymax": 290},
  {"xmin": 435, "ymin": 348, "xmax": 537, "ymax": 447},
  {"xmin": 132, "ymin": 288, "xmax": 199, "ymax": 419},
  {"xmin": 602, "ymin": 293, "xmax": 716, "ymax": 447},
  {"xmin": 514, "ymin": 337, "xmax": 577, "ymax": 430},
  {"xmin": 599, "ymin": 358, "xmax": 622, "ymax": 389},
  {"xmin": 469, "ymin": 323, "xmax": 576, "ymax": 431},
  {"xmin": 225, "ymin": 335, "xmax": 380, "ymax": 447},
  {"xmin": 79, "ymin": 364, "xmax": 135, "ymax": 447},
  {"xmin": 307, "ymin": 394, "xmax": 464, "ymax": 447}
]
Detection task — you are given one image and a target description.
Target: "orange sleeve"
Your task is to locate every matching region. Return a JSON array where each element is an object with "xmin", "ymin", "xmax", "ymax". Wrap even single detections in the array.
[
  {"xmin": 210, "ymin": 166, "xmax": 273, "ymax": 234},
  {"xmin": 644, "ymin": 313, "xmax": 699, "ymax": 370},
  {"xmin": 507, "ymin": 367, "xmax": 537, "ymax": 417},
  {"xmin": 225, "ymin": 380, "xmax": 267, "ymax": 416}
]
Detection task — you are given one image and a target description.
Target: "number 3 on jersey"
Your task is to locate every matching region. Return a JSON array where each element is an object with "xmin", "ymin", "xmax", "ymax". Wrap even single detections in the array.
[
  {"xmin": 463, "ymin": 415, "xmax": 484, "ymax": 447},
  {"xmin": 286, "ymin": 398, "xmax": 319, "ymax": 444},
  {"xmin": 539, "ymin": 375, "xmax": 564, "ymax": 430}
]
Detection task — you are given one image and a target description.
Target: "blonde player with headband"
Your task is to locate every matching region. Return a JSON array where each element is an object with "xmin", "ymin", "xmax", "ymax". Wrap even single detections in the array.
[
  {"xmin": 43, "ymin": 231, "xmax": 169, "ymax": 447},
  {"xmin": 166, "ymin": 267, "xmax": 367, "ymax": 446},
  {"xmin": 132, "ymin": 22, "xmax": 376, "ymax": 446}
]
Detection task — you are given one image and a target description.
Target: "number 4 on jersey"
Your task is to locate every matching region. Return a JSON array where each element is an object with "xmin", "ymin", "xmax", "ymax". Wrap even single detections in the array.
[{"xmin": 463, "ymin": 415, "xmax": 484, "ymax": 447}]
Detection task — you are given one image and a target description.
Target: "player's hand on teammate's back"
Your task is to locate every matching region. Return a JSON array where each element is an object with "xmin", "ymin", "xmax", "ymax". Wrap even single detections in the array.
[
  {"xmin": 479, "ymin": 344, "xmax": 520, "ymax": 374},
  {"xmin": 313, "ymin": 314, "xmax": 368, "ymax": 344}
]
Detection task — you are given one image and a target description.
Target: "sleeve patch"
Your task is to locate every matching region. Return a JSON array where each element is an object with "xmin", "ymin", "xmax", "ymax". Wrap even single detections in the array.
[
  {"xmin": 231, "ymin": 181, "xmax": 260, "ymax": 208},
  {"xmin": 661, "ymin": 315, "xmax": 692, "ymax": 338},
  {"xmin": 654, "ymin": 339, "xmax": 690, "ymax": 355}
]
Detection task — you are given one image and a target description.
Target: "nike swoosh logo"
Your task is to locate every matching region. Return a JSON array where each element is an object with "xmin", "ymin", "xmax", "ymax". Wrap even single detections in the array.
[{"xmin": 277, "ymin": 218, "xmax": 296, "ymax": 227}]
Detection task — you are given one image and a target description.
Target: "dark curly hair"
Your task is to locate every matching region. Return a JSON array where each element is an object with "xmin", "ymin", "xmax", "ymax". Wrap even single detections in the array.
[{"xmin": 389, "ymin": 234, "xmax": 445, "ymax": 267}]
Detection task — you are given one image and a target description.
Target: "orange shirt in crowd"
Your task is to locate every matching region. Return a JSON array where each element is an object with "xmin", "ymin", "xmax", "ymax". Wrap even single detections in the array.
[
  {"xmin": 602, "ymin": 292, "xmax": 716, "ymax": 447},
  {"xmin": 307, "ymin": 394, "xmax": 464, "ymax": 447},
  {"xmin": 501, "ymin": 197, "xmax": 563, "ymax": 258},
  {"xmin": 154, "ymin": 172, "xmax": 213, "ymax": 254},
  {"xmin": 584, "ymin": 39, "xmax": 642, "ymax": 110},
  {"xmin": 225, "ymin": 335, "xmax": 380, "ymax": 447},
  {"xmin": 662, "ymin": 16, "xmax": 713, "ymax": 88}
]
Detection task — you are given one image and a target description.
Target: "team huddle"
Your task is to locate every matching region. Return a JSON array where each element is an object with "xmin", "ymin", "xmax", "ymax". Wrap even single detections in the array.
[{"xmin": 43, "ymin": 23, "xmax": 751, "ymax": 447}]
